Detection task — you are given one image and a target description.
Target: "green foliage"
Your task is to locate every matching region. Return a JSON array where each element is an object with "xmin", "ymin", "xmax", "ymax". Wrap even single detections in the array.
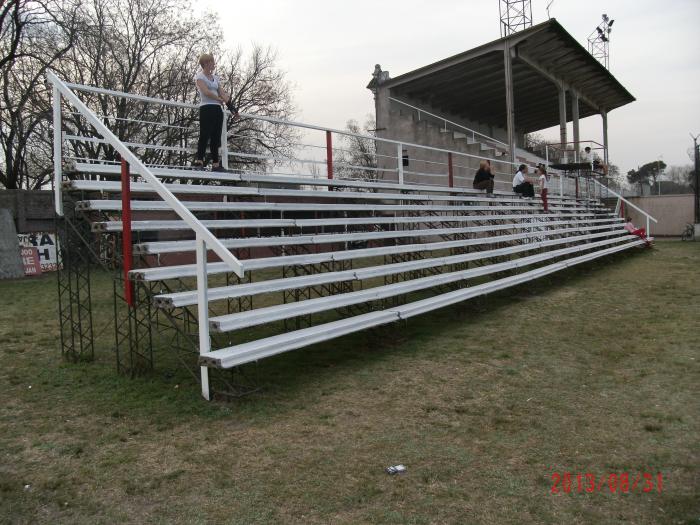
[{"xmin": 627, "ymin": 160, "xmax": 667, "ymax": 187}]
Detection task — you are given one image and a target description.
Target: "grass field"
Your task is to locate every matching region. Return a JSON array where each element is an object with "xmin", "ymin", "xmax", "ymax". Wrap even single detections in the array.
[{"xmin": 1, "ymin": 240, "xmax": 698, "ymax": 524}]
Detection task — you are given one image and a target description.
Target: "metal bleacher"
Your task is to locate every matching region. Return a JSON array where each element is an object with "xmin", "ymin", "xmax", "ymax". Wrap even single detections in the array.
[{"xmin": 48, "ymin": 71, "xmax": 657, "ymax": 400}]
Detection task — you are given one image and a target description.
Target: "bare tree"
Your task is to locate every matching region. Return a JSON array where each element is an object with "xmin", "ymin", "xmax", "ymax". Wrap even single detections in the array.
[
  {"xmin": 334, "ymin": 116, "xmax": 378, "ymax": 182},
  {"xmin": 0, "ymin": 0, "xmax": 81, "ymax": 189},
  {"xmin": 59, "ymin": 1, "xmax": 298, "ymax": 175},
  {"xmin": 2, "ymin": 0, "xmax": 298, "ymax": 189},
  {"xmin": 218, "ymin": 45, "xmax": 299, "ymax": 172}
]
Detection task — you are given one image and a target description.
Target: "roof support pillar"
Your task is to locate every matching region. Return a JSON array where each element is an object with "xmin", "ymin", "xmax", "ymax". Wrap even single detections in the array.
[
  {"xmin": 558, "ymin": 84, "xmax": 567, "ymax": 158},
  {"xmin": 572, "ymin": 90, "xmax": 580, "ymax": 162},
  {"xmin": 601, "ymin": 110, "xmax": 609, "ymax": 166},
  {"xmin": 503, "ymin": 41, "xmax": 516, "ymax": 164}
]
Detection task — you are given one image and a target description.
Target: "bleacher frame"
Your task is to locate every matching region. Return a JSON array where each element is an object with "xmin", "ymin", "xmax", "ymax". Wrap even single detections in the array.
[{"xmin": 48, "ymin": 72, "xmax": 658, "ymax": 400}]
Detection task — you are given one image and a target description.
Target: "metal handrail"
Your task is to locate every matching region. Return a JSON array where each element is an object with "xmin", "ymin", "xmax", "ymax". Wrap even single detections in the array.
[
  {"xmin": 63, "ymin": 81, "xmax": 524, "ymax": 168},
  {"xmin": 50, "ymin": 71, "xmax": 244, "ymax": 401},
  {"xmin": 591, "ymin": 177, "xmax": 658, "ymax": 234},
  {"xmin": 388, "ymin": 96, "xmax": 509, "ymax": 148},
  {"xmin": 50, "ymin": 72, "xmax": 243, "ymax": 276},
  {"xmin": 56, "ymin": 79, "xmax": 651, "ymax": 217}
]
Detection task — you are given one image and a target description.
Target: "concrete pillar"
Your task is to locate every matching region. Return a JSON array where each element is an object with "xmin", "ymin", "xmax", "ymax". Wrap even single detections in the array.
[
  {"xmin": 572, "ymin": 91, "xmax": 580, "ymax": 162},
  {"xmin": 601, "ymin": 110, "xmax": 609, "ymax": 166},
  {"xmin": 0, "ymin": 209, "xmax": 24, "ymax": 279},
  {"xmin": 371, "ymin": 84, "xmax": 392, "ymax": 182},
  {"xmin": 558, "ymin": 84, "xmax": 567, "ymax": 160},
  {"xmin": 503, "ymin": 43, "xmax": 516, "ymax": 164}
]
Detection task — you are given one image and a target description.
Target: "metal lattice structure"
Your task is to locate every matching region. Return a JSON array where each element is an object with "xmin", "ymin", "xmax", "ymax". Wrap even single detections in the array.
[
  {"xmin": 499, "ymin": 0, "xmax": 533, "ymax": 37},
  {"xmin": 56, "ymin": 203, "xmax": 95, "ymax": 363},
  {"xmin": 588, "ymin": 14, "xmax": 614, "ymax": 70}
]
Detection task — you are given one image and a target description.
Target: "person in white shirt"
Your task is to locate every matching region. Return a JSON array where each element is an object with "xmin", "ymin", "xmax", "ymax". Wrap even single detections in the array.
[
  {"xmin": 193, "ymin": 53, "xmax": 231, "ymax": 171},
  {"xmin": 623, "ymin": 217, "xmax": 651, "ymax": 246},
  {"xmin": 537, "ymin": 165, "xmax": 551, "ymax": 212},
  {"xmin": 580, "ymin": 146, "xmax": 593, "ymax": 164},
  {"xmin": 512, "ymin": 164, "xmax": 534, "ymax": 198}
]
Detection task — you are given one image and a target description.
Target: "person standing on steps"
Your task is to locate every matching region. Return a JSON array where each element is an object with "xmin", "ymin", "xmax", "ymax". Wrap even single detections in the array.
[
  {"xmin": 537, "ymin": 165, "xmax": 551, "ymax": 212},
  {"xmin": 512, "ymin": 164, "xmax": 535, "ymax": 198},
  {"xmin": 193, "ymin": 53, "xmax": 231, "ymax": 172},
  {"xmin": 473, "ymin": 159, "xmax": 495, "ymax": 196}
]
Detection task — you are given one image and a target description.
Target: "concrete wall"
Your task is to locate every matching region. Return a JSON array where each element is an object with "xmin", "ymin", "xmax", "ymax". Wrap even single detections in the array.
[
  {"xmin": 625, "ymin": 194, "xmax": 694, "ymax": 237},
  {"xmin": 372, "ymin": 85, "xmax": 520, "ymax": 189},
  {"xmin": 0, "ymin": 190, "xmax": 55, "ymax": 233}
]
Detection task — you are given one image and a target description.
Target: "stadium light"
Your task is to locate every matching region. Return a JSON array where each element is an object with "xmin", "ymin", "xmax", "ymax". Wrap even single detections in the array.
[{"xmin": 588, "ymin": 13, "xmax": 615, "ymax": 70}]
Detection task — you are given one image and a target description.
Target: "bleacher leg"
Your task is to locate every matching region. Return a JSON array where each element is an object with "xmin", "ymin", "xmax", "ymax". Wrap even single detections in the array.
[
  {"xmin": 195, "ymin": 234, "xmax": 211, "ymax": 400},
  {"xmin": 120, "ymin": 159, "xmax": 134, "ymax": 307}
]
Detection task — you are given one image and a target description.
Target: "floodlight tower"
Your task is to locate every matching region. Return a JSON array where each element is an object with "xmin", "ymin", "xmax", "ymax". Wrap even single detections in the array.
[
  {"xmin": 588, "ymin": 14, "xmax": 614, "ymax": 69},
  {"xmin": 499, "ymin": 0, "xmax": 533, "ymax": 37}
]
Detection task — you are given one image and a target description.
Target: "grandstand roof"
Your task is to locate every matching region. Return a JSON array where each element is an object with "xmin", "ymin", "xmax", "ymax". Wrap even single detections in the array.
[{"xmin": 382, "ymin": 19, "xmax": 635, "ymax": 133}]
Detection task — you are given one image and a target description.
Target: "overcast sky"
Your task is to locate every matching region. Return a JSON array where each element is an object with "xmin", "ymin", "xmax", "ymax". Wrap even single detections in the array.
[{"xmin": 195, "ymin": 0, "xmax": 700, "ymax": 174}]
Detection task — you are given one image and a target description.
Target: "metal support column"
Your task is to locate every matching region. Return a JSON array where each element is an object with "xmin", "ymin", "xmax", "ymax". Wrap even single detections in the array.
[
  {"xmin": 326, "ymin": 131, "xmax": 333, "ymax": 180},
  {"xmin": 504, "ymin": 43, "xmax": 516, "ymax": 165},
  {"xmin": 558, "ymin": 84, "xmax": 567, "ymax": 160},
  {"xmin": 601, "ymin": 111, "xmax": 609, "ymax": 167},
  {"xmin": 195, "ymin": 234, "xmax": 211, "ymax": 400},
  {"xmin": 52, "ymin": 86, "xmax": 63, "ymax": 216},
  {"xmin": 447, "ymin": 152, "xmax": 454, "ymax": 188},
  {"xmin": 220, "ymin": 106, "xmax": 229, "ymax": 170},
  {"xmin": 120, "ymin": 159, "xmax": 134, "ymax": 307},
  {"xmin": 572, "ymin": 91, "xmax": 580, "ymax": 161}
]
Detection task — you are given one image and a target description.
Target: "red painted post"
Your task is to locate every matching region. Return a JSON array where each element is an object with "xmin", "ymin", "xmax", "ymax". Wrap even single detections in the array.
[
  {"xmin": 325, "ymin": 130, "xmax": 333, "ymax": 180},
  {"xmin": 120, "ymin": 159, "xmax": 134, "ymax": 307},
  {"xmin": 620, "ymin": 200, "xmax": 625, "ymax": 219},
  {"xmin": 448, "ymin": 152, "xmax": 454, "ymax": 188}
]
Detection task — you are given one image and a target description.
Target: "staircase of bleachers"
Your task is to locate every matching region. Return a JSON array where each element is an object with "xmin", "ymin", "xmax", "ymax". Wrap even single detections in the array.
[{"xmin": 47, "ymin": 71, "xmax": 657, "ymax": 400}]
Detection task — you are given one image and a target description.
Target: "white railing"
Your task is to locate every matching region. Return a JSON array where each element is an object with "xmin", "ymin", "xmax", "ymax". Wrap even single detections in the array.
[
  {"xmin": 543, "ymin": 139, "xmax": 605, "ymax": 165},
  {"xmin": 48, "ymin": 71, "xmax": 243, "ymax": 400},
  {"xmin": 53, "ymin": 80, "xmax": 620, "ymax": 204},
  {"xmin": 388, "ymin": 96, "xmax": 509, "ymax": 149},
  {"xmin": 591, "ymin": 178, "xmax": 658, "ymax": 236}
]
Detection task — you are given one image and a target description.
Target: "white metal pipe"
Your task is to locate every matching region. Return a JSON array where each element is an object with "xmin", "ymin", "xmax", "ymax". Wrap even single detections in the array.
[
  {"xmin": 53, "ymin": 86, "xmax": 63, "ymax": 216},
  {"xmin": 195, "ymin": 234, "xmax": 211, "ymax": 400},
  {"xmin": 66, "ymin": 82, "xmax": 197, "ymax": 109},
  {"xmin": 590, "ymin": 178, "xmax": 658, "ymax": 224},
  {"xmin": 220, "ymin": 106, "xmax": 229, "ymax": 170}
]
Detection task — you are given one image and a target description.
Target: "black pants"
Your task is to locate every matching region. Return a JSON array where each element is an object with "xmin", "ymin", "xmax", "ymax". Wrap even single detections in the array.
[
  {"xmin": 473, "ymin": 179, "xmax": 494, "ymax": 193},
  {"xmin": 513, "ymin": 182, "xmax": 535, "ymax": 197},
  {"xmin": 196, "ymin": 104, "xmax": 223, "ymax": 164}
]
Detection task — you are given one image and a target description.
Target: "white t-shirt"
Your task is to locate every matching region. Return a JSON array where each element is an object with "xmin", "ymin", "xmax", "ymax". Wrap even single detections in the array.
[
  {"xmin": 512, "ymin": 171, "xmax": 526, "ymax": 187},
  {"xmin": 539, "ymin": 174, "xmax": 548, "ymax": 189},
  {"xmin": 580, "ymin": 151, "xmax": 592, "ymax": 163},
  {"xmin": 194, "ymin": 71, "xmax": 221, "ymax": 106}
]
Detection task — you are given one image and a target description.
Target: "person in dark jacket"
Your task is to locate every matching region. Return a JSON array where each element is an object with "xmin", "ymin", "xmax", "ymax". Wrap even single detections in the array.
[{"xmin": 473, "ymin": 159, "xmax": 495, "ymax": 195}]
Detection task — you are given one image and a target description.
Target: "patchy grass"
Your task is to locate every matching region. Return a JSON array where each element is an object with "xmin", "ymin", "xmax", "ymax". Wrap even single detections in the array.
[{"xmin": 0, "ymin": 240, "xmax": 698, "ymax": 524}]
